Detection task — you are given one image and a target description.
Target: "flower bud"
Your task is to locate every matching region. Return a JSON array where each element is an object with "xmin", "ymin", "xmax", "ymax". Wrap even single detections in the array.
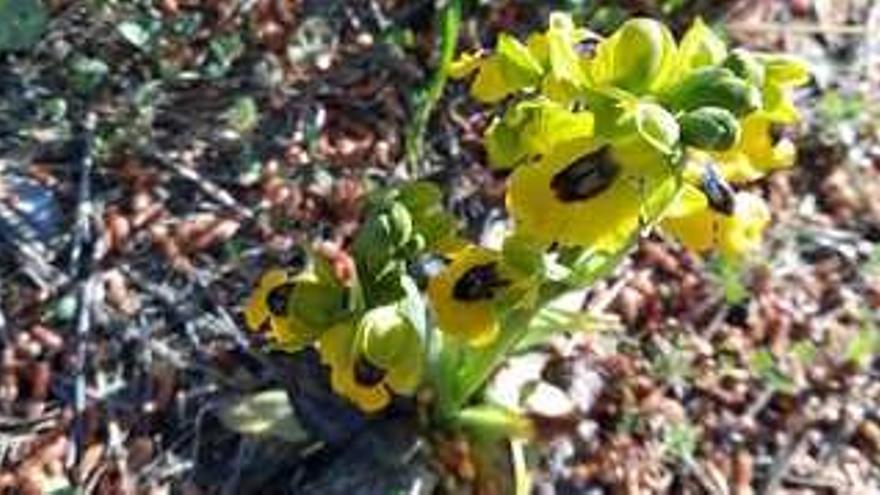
[
  {"xmin": 679, "ymin": 107, "xmax": 741, "ymax": 151},
  {"xmin": 665, "ymin": 67, "xmax": 762, "ymax": 117},
  {"xmin": 722, "ymin": 48, "xmax": 766, "ymax": 88},
  {"xmin": 357, "ymin": 305, "xmax": 418, "ymax": 370},
  {"xmin": 386, "ymin": 201, "xmax": 413, "ymax": 247},
  {"xmin": 590, "ymin": 18, "xmax": 677, "ymax": 94}
]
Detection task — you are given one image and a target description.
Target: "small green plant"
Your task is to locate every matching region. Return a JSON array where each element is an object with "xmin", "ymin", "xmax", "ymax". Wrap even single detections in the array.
[{"xmin": 243, "ymin": 12, "xmax": 808, "ymax": 487}]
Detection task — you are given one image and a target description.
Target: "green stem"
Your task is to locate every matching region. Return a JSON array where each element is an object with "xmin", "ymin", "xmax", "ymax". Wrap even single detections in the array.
[{"xmin": 405, "ymin": 0, "xmax": 461, "ymax": 176}]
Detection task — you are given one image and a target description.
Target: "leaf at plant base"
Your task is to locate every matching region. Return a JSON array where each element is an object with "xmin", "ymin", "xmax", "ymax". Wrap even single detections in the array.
[
  {"xmin": 0, "ymin": 0, "xmax": 47, "ymax": 52},
  {"xmin": 455, "ymin": 404, "xmax": 534, "ymax": 441},
  {"xmin": 678, "ymin": 17, "xmax": 727, "ymax": 71},
  {"xmin": 219, "ymin": 389, "xmax": 310, "ymax": 443},
  {"xmin": 635, "ymin": 102, "xmax": 680, "ymax": 155}
]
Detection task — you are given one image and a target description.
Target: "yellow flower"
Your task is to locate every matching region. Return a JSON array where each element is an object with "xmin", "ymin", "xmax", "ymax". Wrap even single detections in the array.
[
  {"xmin": 428, "ymin": 246, "xmax": 510, "ymax": 347},
  {"xmin": 661, "ymin": 181, "xmax": 770, "ymax": 259},
  {"xmin": 712, "ymin": 113, "xmax": 796, "ymax": 183},
  {"xmin": 318, "ymin": 307, "xmax": 423, "ymax": 413},
  {"xmin": 244, "ymin": 265, "xmax": 347, "ymax": 351},
  {"xmin": 506, "ymin": 136, "xmax": 679, "ymax": 252},
  {"xmin": 244, "ymin": 269, "xmax": 318, "ymax": 351}
]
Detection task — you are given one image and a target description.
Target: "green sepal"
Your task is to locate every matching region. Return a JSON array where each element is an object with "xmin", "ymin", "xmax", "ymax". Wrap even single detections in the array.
[
  {"xmin": 678, "ymin": 17, "xmax": 727, "ymax": 71},
  {"xmin": 679, "ymin": 106, "xmax": 741, "ymax": 151},
  {"xmin": 496, "ymin": 33, "xmax": 545, "ymax": 88}
]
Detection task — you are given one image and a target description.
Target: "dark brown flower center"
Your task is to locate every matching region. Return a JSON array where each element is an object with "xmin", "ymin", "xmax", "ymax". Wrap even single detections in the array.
[
  {"xmin": 551, "ymin": 148, "xmax": 619, "ymax": 203},
  {"xmin": 266, "ymin": 282, "xmax": 296, "ymax": 316},
  {"xmin": 353, "ymin": 356, "xmax": 387, "ymax": 387},
  {"xmin": 453, "ymin": 262, "xmax": 509, "ymax": 302},
  {"xmin": 700, "ymin": 164, "xmax": 735, "ymax": 216}
]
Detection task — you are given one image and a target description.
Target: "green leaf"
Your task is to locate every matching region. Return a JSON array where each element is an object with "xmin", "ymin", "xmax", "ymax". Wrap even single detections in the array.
[
  {"xmin": 218, "ymin": 390, "xmax": 310, "ymax": 443},
  {"xmin": 634, "ymin": 102, "xmax": 680, "ymax": 155},
  {"xmin": 455, "ymin": 404, "xmax": 533, "ymax": 441},
  {"xmin": 0, "ymin": 0, "xmax": 47, "ymax": 53},
  {"xmin": 678, "ymin": 18, "xmax": 727, "ymax": 71}
]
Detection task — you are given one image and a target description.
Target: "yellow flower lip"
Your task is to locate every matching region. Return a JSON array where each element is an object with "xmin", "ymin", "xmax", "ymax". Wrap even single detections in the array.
[
  {"xmin": 549, "ymin": 146, "xmax": 619, "ymax": 202},
  {"xmin": 452, "ymin": 261, "xmax": 510, "ymax": 302},
  {"xmin": 428, "ymin": 246, "xmax": 507, "ymax": 347}
]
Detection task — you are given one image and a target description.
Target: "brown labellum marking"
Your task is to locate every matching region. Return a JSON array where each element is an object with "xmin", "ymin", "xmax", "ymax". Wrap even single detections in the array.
[
  {"xmin": 266, "ymin": 282, "xmax": 296, "ymax": 316},
  {"xmin": 453, "ymin": 262, "xmax": 510, "ymax": 302},
  {"xmin": 354, "ymin": 356, "xmax": 387, "ymax": 387},
  {"xmin": 700, "ymin": 164, "xmax": 736, "ymax": 216},
  {"xmin": 551, "ymin": 148, "xmax": 619, "ymax": 203}
]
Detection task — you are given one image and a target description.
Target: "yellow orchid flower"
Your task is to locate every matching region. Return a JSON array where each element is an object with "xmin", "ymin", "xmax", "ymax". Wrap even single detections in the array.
[
  {"xmin": 661, "ymin": 181, "xmax": 770, "ymax": 260},
  {"xmin": 428, "ymin": 246, "xmax": 511, "ymax": 347},
  {"xmin": 711, "ymin": 113, "xmax": 796, "ymax": 183},
  {"xmin": 319, "ymin": 307, "xmax": 423, "ymax": 413},
  {"xmin": 506, "ymin": 136, "xmax": 679, "ymax": 252},
  {"xmin": 244, "ymin": 269, "xmax": 319, "ymax": 351}
]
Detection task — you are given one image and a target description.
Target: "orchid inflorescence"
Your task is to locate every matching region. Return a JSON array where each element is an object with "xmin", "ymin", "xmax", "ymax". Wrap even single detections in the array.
[{"xmin": 244, "ymin": 13, "xmax": 808, "ymax": 432}]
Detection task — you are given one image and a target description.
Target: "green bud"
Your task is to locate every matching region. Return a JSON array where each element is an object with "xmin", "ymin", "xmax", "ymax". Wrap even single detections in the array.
[
  {"xmin": 386, "ymin": 201, "xmax": 413, "ymax": 247},
  {"xmin": 288, "ymin": 280, "xmax": 348, "ymax": 329},
  {"xmin": 665, "ymin": 67, "xmax": 762, "ymax": 117},
  {"xmin": 358, "ymin": 305, "xmax": 417, "ymax": 369},
  {"xmin": 679, "ymin": 107, "xmax": 741, "ymax": 151},
  {"xmin": 722, "ymin": 48, "xmax": 765, "ymax": 88},
  {"xmin": 635, "ymin": 102, "xmax": 680, "ymax": 155},
  {"xmin": 591, "ymin": 17, "xmax": 677, "ymax": 94}
]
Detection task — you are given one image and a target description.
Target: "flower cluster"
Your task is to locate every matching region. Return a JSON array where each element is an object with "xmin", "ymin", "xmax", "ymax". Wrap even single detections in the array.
[
  {"xmin": 451, "ymin": 14, "xmax": 808, "ymax": 261},
  {"xmin": 244, "ymin": 13, "xmax": 808, "ymax": 418}
]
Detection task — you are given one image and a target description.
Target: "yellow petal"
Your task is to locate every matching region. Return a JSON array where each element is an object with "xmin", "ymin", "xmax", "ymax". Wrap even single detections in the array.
[{"xmin": 449, "ymin": 51, "xmax": 484, "ymax": 79}]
